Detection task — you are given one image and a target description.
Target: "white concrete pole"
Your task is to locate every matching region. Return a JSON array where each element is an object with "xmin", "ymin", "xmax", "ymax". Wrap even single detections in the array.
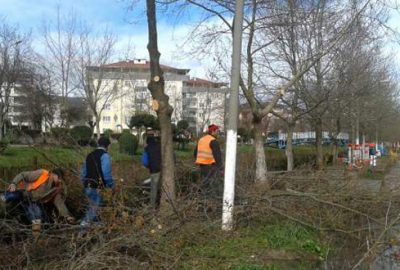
[{"xmin": 222, "ymin": 0, "xmax": 244, "ymax": 231}]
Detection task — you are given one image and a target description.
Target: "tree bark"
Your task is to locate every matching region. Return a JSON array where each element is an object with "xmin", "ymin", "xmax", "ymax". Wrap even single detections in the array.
[
  {"xmin": 253, "ymin": 115, "xmax": 269, "ymax": 186},
  {"xmin": 95, "ymin": 116, "xmax": 100, "ymax": 138},
  {"xmin": 315, "ymin": 118, "xmax": 324, "ymax": 170},
  {"xmin": 332, "ymin": 138, "xmax": 338, "ymax": 165},
  {"xmin": 146, "ymin": 0, "xmax": 176, "ymax": 211},
  {"xmin": 286, "ymin": 123, "xmax": 295, "ymax": 171}
]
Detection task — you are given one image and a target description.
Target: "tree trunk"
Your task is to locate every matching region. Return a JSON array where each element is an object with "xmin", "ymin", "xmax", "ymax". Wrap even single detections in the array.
[
  {"xmin": 315, "ymin": 118, "xmax": 323, "ymax": 170},
  {"xmin": 332, "ymin": 138, "xmax": 338, "ymax": 165},
  {"xmin": 286, "ymin": 123, "xmax": 294, "ymax": 171},
  {"xmin": 95, "ymin": 115, "xmax": 101, "ymax": 138},
  {"xmin": 158, "ymin": 112, "xmax": 176, "ymax": 208},
  {"xmin": 139, "ymin": 127, "xmax": 144, "ymax": 146},
  {"xmin": 253, "ymin": 116, "xmax": 269, "ymax": 186},
  {"xmin": 0, "ymin": 114, "xmax": 4, "ymax": 140},
  {"xmin": 146, "ymin": 0, "xmax": 176, "ymax": 211}
]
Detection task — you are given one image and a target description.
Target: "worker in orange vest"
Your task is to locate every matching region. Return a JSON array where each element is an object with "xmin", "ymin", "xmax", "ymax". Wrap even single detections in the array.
[
  {"xmin": 1, "ymin": 168, "xmax": 75, "ymax": 236},
  {"xmin": 194, "ymin": 124, "xmax": 223, "ymax": 199}
]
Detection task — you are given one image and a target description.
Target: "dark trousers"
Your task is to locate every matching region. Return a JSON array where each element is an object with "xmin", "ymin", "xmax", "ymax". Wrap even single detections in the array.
[{"xmin": 199, "ymin": 164, "xmax": 220, "ymax": 199}]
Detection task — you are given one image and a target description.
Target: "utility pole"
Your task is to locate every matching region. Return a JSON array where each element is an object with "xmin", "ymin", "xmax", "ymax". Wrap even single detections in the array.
[{"xmin": 222, "ymin": 0, "xmax": 244, "ymax": 231}]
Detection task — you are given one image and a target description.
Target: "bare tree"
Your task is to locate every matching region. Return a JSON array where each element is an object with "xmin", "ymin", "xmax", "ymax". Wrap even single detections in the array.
[
  {"xmin": 42, "ymin": 7, "xmax": 79, "ymax": 127},
  {"xmin": 146, "ymin": 0, "xmax": 177, "ymax": 210},
  {"xmin": 75, "ymin": 26, "xmax": 118, "ymax": 136},
  {"xmin": 0, "ymin": 20, "xmax": 30, "ymax": 139},
  {"xmin": 14, "ymin": 63, "xmax": 55, "ymax": 131}
]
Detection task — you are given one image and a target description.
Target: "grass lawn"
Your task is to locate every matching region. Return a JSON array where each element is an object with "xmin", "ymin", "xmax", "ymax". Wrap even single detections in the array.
[
  {"xmin": 0, "ymin": 144, "xmax": 135, "ymax": 168},
  {"xmin": 159, "ymin": 219, "xmax": 329, "ymax": 269},
  {"xmin": 0, "ymin": 142, "xmax": 340, "ymax": 169}
]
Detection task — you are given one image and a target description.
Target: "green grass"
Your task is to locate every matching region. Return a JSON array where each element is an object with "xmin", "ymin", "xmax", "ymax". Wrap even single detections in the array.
[
  {"xmin": 0, "ymin": 144, "xmax": 135, "ymax": 168},
  {"xmin": 172, "ymin": 220, "xmax": 329, "ymax": 269},
  {"xmin": 0, "ymin": 146, "xmax": 83, "ymax": 167}
]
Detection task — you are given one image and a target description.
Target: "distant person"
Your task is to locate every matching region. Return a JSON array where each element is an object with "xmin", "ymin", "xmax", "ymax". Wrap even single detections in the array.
[
  {"xmin": 142, "ymin": 130, "xmax": 161, "ymax": 208},
  {"xmin": 194, "ymin": 124, "xmax": 223, "ymax": 199},
  {"xmin": 80, "ymin": 136, "xmax": 115, "ymax": 227},
  {"xmin": 1, "ymin": 168, "xmax": 75, "ymax": 236}
]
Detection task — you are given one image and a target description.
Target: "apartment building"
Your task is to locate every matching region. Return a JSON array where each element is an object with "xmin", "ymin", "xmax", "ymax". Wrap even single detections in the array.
[
  {"xmin": 182, "ymin": 78, "xmax": 226, "ymax": 135},
  {"xmin": 7, "ymin": 82, "xmax": 87, "ymax": 132},
  {"xmin": 88, "ymin": 59, "xmax": 227, "ymax": 135}
]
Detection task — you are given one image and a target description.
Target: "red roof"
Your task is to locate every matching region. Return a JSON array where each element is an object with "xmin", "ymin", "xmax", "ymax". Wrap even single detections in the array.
[
  {"xmin": 97, "ymin": 60, "xmax": 190, "ymax": 75},
  {"xmin": 185, "ymin": 77, "xmax": 227, "ymax": 88}
]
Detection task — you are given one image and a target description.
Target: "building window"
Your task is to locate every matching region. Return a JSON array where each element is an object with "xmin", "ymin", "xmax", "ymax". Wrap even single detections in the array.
[
  {"xmin": 102, "ymin": 116, "xmax": 111, "ymax": 122},
  {"xmin": 103, "ymin": 103, "xmax": 111, "ymax": 110},
  {"xmin": 124, "ymin": 80, "xmax": 131, "ymax": 87}
]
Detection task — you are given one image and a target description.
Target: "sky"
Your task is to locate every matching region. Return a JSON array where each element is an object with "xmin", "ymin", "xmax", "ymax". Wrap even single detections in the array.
[
  {"xmin": 0, "ymin": 0, "xmax": 211, "ymax": 78},
  {"xmin": 1, "ymin": 0, "xmax": 400, "ymax": 80}
]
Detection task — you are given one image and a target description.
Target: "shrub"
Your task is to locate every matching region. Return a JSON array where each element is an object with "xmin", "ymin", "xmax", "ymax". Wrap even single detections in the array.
[
  {"xmin": 50, "ymin": 127, "xmax": 71, "ymax": 145},
  {"xmin": 177, "ymin": 120, "xmax": 189, "ymax": 131},
  {"xmin": 129, "ymin": 114, "xmax": 158, "ymax": 130},
  {"xmin": 70, "ymin": 126, "xmax": 93, "ymax": 146},
  {"xmin": 51, "ymin": 127, "xmax": 70, "ymax": 139},
  {"xmin": 0, "ymin": 138, "xmax": 9, "ymax": 154},
  {"xmin": 110, "ymin": 133, "xmax": 122, "ymax": 141},
  {"xmin": 103, "ymin": 129, "xmax": 113, "ymax": 139},
  {"xmin": 118, "ymin": 131, "xmax": 138, "ymax": 155},
  {"xmin": 89, "ymin": 138, "xmax": 97, "ymax": 147},
  {"xmin": 23, "ymin": 129, "xmax": 42, "ymax": 138}
]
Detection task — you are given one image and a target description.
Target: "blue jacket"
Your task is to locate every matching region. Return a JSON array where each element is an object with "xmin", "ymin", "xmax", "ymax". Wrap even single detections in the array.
[
  {"xmin": 80, "ymin": 147, "xmax": 114, "ymax": 189},
  {"xmin": 142, "ymin": 138, "xmax": 161, "ymax": 174}
]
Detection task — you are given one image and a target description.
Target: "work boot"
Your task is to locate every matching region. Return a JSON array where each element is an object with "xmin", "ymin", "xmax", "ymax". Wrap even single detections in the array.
[{"xmin": 32, "ymin": 219, "xmax": 42, "ymax": 238}]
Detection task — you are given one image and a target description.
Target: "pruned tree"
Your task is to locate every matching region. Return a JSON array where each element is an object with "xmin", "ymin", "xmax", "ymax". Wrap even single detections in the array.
[{"xmin": 146, "ymin": 0, "xmax": 177, "ymax": 210}]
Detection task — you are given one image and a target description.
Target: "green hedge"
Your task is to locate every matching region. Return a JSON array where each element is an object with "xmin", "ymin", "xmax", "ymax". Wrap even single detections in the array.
[
  {"xmin": 70, "ymin": 126, "xmax": 92, "ymax": 146},
  {"xmin": 118, "ymin": 131, "xmax": 138, "ymax": 155}
]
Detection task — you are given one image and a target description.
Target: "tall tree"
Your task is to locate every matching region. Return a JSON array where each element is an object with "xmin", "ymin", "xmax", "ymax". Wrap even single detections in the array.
[
  {"xmin": 146, "ymin": 0, "xmax": 176, "ymax": 210},
  {"xmin": 172, "ymin": 0, "xmax": 371, "ymax": 180}
]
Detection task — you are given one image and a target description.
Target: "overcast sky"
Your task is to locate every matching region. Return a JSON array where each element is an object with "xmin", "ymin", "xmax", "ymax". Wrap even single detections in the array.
[{"xmin": 1, "ymin": 0, "xmax": 400, "ymax": 79}]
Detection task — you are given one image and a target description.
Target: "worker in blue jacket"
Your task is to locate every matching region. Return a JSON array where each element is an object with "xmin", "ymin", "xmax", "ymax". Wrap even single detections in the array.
[
  {"xmin": 142, "ymin": 131, "xmax": 161, "ymax": 208},
  {"xmin": 80, "ymin": 136, "xmax": 115, "ymax": 226}
]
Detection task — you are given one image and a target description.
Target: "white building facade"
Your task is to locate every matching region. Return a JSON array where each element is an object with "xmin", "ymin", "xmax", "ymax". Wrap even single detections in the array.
[{"xmin": 88, "ymin": 59, "xmax": 227, "ymax": 135}]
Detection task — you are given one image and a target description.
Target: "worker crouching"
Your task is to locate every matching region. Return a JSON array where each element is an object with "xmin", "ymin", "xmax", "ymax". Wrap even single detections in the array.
[{"xmin": 2, "ymin": 168, "xmax": 75, "ymax": 237}]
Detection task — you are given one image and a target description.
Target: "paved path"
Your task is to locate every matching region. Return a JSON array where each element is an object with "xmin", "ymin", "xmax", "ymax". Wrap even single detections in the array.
[
  {"xmin": 370, "ymin": 160, "xmax": 400, "ymax": 270},
  {"xmin": 380, "ymin": 161, "xmax": 400, "ymax": 195}
]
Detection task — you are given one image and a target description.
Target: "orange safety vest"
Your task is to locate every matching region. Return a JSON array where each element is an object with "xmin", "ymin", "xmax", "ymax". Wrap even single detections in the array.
[
  {"xmin": 196, "ymin": 135, "xmax": 216, "ymax": 165},
  {"xmin": 18, "ymin": 170, "xmax": 50, "ymax": 191}
]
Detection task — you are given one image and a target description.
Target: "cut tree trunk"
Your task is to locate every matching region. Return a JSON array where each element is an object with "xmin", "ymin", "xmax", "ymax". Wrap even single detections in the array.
[{"xmin": 146, "ymin": 0, "xmax": 176, "ymax": 211}]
